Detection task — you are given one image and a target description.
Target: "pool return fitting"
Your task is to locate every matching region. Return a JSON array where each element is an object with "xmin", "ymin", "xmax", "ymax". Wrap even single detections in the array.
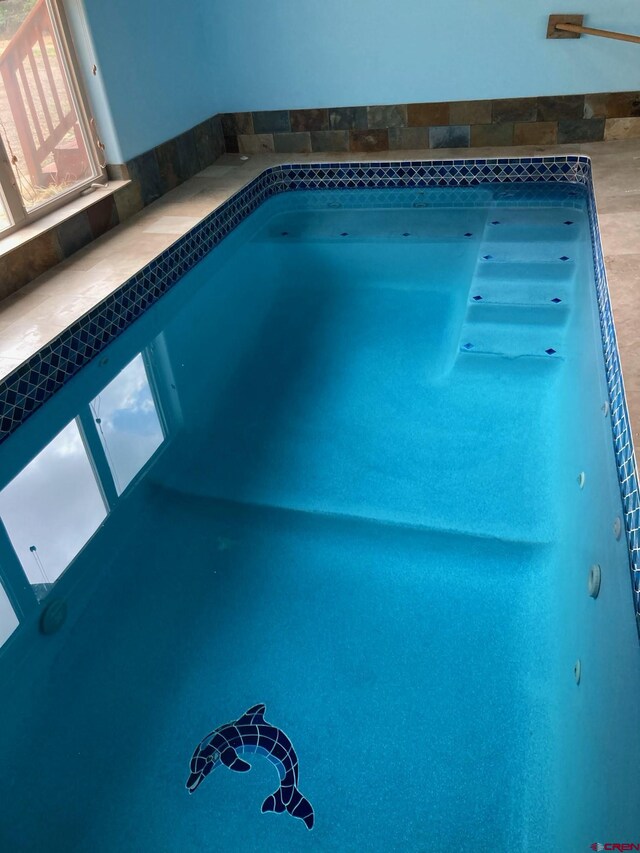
[
  {"xmin": 613, "ymin": 517, "xmax": 622, "ymax": 541},
  {"xmin": 39, "ymin": 598, "xmax": 67, "ymax": 635},
  {"xmin": 588, "ymin": 564, "xmax": 602, "ymax": 599}
]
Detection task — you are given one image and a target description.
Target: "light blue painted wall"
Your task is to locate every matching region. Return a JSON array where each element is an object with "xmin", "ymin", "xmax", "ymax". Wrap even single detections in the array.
[
  {"xmin": 66, "ymin": 0, "xmax": 221, "ymax": 161},
  {"xmin": 210, "ymin": 0, "xmax": 640, "ymax": 112},
  {"xmin": 64, "ymin": 0, "xmax": 123, "ymax": 163},
  {"xmin": 68, "ymin": 0, "xmax": 640, "ymax": 160}
]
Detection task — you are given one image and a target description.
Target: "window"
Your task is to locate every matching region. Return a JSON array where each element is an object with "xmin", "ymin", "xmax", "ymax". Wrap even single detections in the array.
[{"xmin": 0, "ymin": 0, "xmax": 102, "ymax": 235}]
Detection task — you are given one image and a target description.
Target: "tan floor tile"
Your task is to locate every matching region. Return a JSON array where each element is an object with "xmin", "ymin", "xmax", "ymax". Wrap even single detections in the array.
[
  {"xmin": 594, "ymin": 192, "xmax": 640, "ymax": 214},
  {"xmin": 87, "ymin": 235, "xmax": 175, "ymax": 278},
  {"xmin": 598, "ymin": 212, "xmax": 640, "ymax": 254},
  {"xmin": 142, "ymin": 215, "xmax": 202, "ymax": 235},
  {"xmin": 0, "ymin": 354, "xmax": 25, "ymax": 375},
  {"xmin": 195, "ymin": 165, "xmax": 236, "ymax": 178},
  {"xmin": 195, "ymin": 165, "xmax": 238, "ymax": 186}
]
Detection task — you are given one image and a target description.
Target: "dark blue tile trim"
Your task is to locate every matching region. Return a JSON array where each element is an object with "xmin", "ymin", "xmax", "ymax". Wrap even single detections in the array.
[
  {"xmin": 0, "ymin": 155, "xmax": 637, "ymax": 632},
  {"xmin": 582, "ymin": 177, "xmax": 640, "ymax": 638}
]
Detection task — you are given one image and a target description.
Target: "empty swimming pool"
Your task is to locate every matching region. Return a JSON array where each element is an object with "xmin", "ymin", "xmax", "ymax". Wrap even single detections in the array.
[{"xmin": 0, "ymin": 161, "xmax": 638, "ymax": 851}]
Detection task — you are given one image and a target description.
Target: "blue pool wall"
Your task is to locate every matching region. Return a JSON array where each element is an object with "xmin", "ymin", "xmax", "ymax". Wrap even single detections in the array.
[
  {"xmin": 0, "ymin": 155, "xmax": 638, "ymax": 640},
  {"xmin": 547, "ymin": 226, "xmax": 640, "ymax": 843},
  {"xmin": 67, "ymin": 0, "xmax": 225, "ymax": 162},
  {"xmin": 0, "ymin": 159, "xmax": 598, "ymax": 442},
  {"xmin": 0, "ymin": 159, "xmax": 599, "ymax": 442},
  {"xmin": 1, "ymin": 155, "xmax": 639, "ymax": 638},
  {"xmin": 69, "ymin": 0, "xmax": 640, "ymax": 160}
]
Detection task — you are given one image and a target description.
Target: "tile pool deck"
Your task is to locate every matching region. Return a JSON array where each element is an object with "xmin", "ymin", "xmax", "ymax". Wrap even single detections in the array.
[{"xmin": 0, "ymin": 139, "xmax": 638, "ymax": 434}]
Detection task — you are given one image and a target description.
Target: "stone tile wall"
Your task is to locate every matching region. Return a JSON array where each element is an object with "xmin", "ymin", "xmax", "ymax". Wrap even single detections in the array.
[
  {"xmin": 2, "ymin": 92, "xmax": 639, "ymax": 297},
  {"xmin": 222, "ymin": 92, "xmax": 640, "ymax": 155}
]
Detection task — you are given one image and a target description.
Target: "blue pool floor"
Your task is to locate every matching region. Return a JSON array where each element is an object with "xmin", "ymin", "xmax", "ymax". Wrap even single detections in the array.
[
  {"xmin": 160, "ymin": 199, "xmax": 578, "ymax": 547},
  {"xmin": 3, "ymin": 495, "xmax": 554, "ymax": 852},
  {"xmin": 0, "ymin": 186, "xmax": 605, "ymax": 851}
]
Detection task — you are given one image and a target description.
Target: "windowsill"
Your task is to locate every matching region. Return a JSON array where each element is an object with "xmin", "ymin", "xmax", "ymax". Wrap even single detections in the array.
[{"xmin": 0, "ymin": 180, "xmax": 131, "ymax": 258}]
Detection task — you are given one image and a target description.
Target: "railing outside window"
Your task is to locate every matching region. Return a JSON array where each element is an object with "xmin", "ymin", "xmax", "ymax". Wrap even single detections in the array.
[{"xmin": 0, "ymin": 0, "xmax": 103, "ymax": 236}]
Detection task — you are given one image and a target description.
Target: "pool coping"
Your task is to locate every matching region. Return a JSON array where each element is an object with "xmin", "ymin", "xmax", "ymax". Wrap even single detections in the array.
[{"xmin": 1, "ymin": 154, "xmax": 638, "ymax": 634}]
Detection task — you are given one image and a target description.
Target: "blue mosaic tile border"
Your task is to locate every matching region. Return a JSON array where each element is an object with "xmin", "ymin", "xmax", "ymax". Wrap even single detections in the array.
[
  {"xmin": 583, "ymin": 181, "xmax": 640, "ymax": 637},
  {"xmin": 0, "ymin": 154, "xmax": 638, "ymax": 632}
]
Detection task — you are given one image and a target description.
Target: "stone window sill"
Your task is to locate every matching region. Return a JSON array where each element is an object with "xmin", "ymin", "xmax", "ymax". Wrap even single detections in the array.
[
  {"xmin": 0, "ymin": 179, "xmax": 136, "ymax": 302},
  {"xmin": 0, "ymin": 180, "xmax": 130, "ymax": 258}
]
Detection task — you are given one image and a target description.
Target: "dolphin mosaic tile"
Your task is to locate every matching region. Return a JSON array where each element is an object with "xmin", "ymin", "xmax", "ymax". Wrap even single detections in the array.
[{"xmin": 187, "ymin": 703, "xmax": 314, "ymax": 830}]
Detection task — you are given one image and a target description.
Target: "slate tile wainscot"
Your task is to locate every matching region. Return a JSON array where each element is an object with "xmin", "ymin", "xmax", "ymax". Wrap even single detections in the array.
[
  {"xmin": 223, "ymin": 91, "xmax": 640, "ymax": 154},
  {"xmin": 1, "ymin": 91, "xmax": 639, "ymax": 298},
  {"xmin": 0, "ymin": 116, "xmax": 226, "ymax": 300}
]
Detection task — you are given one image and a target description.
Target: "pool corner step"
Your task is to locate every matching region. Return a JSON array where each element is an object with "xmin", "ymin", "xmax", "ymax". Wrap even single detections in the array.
[
  {"xmin": 458, "ymin": 322, "xmax": 564, "ymax": 361},
  {"xmin": 465, "ymin": 300, "xmax": 570, "ymax": 328}
]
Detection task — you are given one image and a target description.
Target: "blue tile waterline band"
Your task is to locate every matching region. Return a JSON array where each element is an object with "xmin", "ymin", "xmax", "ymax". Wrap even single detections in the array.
[{"xmin": 0, "ymin": 155, "xmax": 638, "ymax": 634}]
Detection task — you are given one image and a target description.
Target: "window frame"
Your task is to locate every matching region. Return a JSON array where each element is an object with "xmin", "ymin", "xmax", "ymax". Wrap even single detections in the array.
[{"xmin": 0, "ymin": 0, "xmax": 106, "ymax": 238}]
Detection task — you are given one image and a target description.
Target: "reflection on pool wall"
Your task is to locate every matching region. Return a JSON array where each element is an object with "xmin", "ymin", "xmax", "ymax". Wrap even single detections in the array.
[
  {"xmin": 0, "ymin": 579, "xmax": 18, "ymax": 646},
  {"xmin": 0, "ymin": 334, "xmax": 177, "ymax": 626},
  {"xmin": 90, "ymin": 354, "xmax": 165, "ymax": 496},
  {"xmin": 0, "ymin": 420, "xmax": 108, "ymax": 599},
  {"xmin": 0, "ymin": 172, "xmax": 637, "ymax": 850}
]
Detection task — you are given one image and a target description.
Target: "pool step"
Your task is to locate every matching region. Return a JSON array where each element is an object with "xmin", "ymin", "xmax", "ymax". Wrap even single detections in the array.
[
  {"xmin": 453, "ymin": 208, "xmax": 580, "ymax": 364},
  {"xmin": 474, "ymin": 253, "xmax": 576, "ymax": 284},
  {"xmin": 458, "ymin": 321, "xmax": 564, "ymax": 360},
  {"xmin": 482, "ymin": 205, "xmax": 581, "ymax": 229},
  {"xmin": 260, "ymin": 207, "xmax": 490, "ymax": 242},
  {"xmin": 458, "ymin": 287, "xmax": 569, "ymax": 360},
  {"xmin": 468, "ymin": 276, "xmax": 571, "ymax": 306},
  {"xmin": 481, "ymin": 227, "xmax": 581, "ymax": 249},
  {"xmin": 481, "ymin": 206, "xmax": 582, "ymax": 227},
  {"xmin": 465, "ymin": 301, "xmax": 569, "ymax": 327}
]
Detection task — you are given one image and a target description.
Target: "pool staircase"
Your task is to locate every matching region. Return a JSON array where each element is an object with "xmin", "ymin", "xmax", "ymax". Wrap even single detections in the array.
[
  {"xmin": 456, "ymin": 207, "xmax": 581, "ymax": 362},
  {"xmin": 149, "ymin": 199, "xmax": 581, "ymax": 548}
]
